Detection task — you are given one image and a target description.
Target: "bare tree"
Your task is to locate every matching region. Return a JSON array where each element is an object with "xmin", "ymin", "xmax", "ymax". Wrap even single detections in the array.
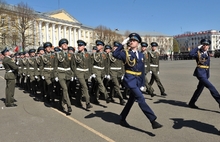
[{"xmin": 10, "ymin": 2, "xmax": 38, "ymax": 51}]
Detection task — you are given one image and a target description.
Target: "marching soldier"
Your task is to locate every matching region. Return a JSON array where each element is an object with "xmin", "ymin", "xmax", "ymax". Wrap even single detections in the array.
[
  {"xmin": 108, "ymin": 42, "xmax": 126, "ymax": 105},
  {"xmin": 140, "ymin": 42, "xmax": 156, "ymax": 97},
  {"xmin": 91, "ymin": 40, "xmax": 111, "ymax": 104},
  {"xmin": 74, "ymin": 40, "xmax": 93, "ymax": 109},
  {"xmin": 22, "ymin": 52, "xmax": 30, "ymax": 93},
  {"xmin": 18, "ymin": 52, "xmax": 25, "ymax": 90},
  {"xmin": 35, "ymin": 46, "xmax": 45, "ymax": 99},
  {"xmin": 39, "ymin": 42, "xmax": 56, "ymax": 103},
  {"xmin": 1, "ymin": 48, "xmax": 18, "ymax": 107},
  {"xmin": 113, "ymin": 33, "xmax": 163, "ymax": 129},
  {"xmin": 148, "ymin": 42, "xmax": 167, "ymax": 96},
  {"xmin": 54, "ymin": 38, "xmax": 75, "ymax": 114},
  {"xmin": 68, "ymin": 46, "xmax": 76, "ymax": 97},
  {"xmin": 27, "ymin": 49, "xmax": 38, "ymax": 96}
]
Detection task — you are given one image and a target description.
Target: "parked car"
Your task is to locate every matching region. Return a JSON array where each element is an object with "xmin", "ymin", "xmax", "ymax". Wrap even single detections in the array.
[{"xmin": 214, "ymin": 49, "xmax": 220, "ymax": 58}]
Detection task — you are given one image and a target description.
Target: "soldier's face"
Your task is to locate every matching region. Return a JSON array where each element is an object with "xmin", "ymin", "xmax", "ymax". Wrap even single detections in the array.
[
  {"xmin": 78, "ymin": 45, "xmax": 84, "ymax": 52},
  {"xmin": 202, "ymin": 44, "xmax": 209, "ymax": 51},
  {"xmin": 45, "ymin": 47, "xmax": 51, "ymax": 53},
  {"xmin": 30, "ymin": 53, "xmax": 35, "ymax": 57},
  {"xmin": 39, "ymin": 50, "xmax": 44, "ymax": 55},
  {"xmin": 97, "ymin": 45, "xmax": 103, "ymax": 51},
  {"xmin": 105, "ymin": 49, "xmax": 111, "ymax": 53},
  {"xmin": 141, "ymin": 47, "xmax": 147, "ymax": 51},
  {"xmin": 129, "ymin": 40, "xmax": 139, "ymax": 49},
  {"xmin": 61, "ymin": 43, "xmax": 68, "ymax": 50},
  {"xmin": 152, "ymin": 46, "xmax": 157, "ymax": 51}
]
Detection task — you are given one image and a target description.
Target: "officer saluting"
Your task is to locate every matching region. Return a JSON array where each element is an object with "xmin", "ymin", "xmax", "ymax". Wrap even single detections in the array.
[
  {"xmin": 1, "ymin": 48, "xmax": 18, "ymax": 107},
  {"xmin": 113, "ymin": 33, "xmax": 162, "ymax": 129},
  {"xmin": 188, "ymin": 39, "xmax": 220, "ymax": 109}
]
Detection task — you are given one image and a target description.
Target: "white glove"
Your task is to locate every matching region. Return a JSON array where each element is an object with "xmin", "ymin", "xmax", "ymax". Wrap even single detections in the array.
[
  {"xmin": 121, "ymin": 75, "xmax": 124, "ymax": 80},
  {"xmin": 16, "ymin": 61, "xmax": 19, "ymax": 65},
  {"xmin": 198, "ymin": 45, "xmax": 202, "ymax": 49},
  {"xmin": 42, "ymin": 76, "xmax": 45, "ymax": 80},
  {"xmin": 106, "ymin": 75, "xmax": 110, "ymax": 80},
  {"xmin": 122, "ymin": 37, "xmax": 130, "ymax": 45},
  {"xmin": 35, "ymin": 76, "xmax": 38, "ymax": 79},
  {"xmin": 157, "ymin": 71, "xmax": 159, "ymax": 75},
  {"xmin": 140, "ymin": 86, "xmax": 144, "ymax": 91},
  {"xmin": 75, "ymin": 77, "xmax": 78, "ymax": 80},
  {"xmin": 91, "ymin": 74, "xmax": 96, "ymax": 78},
  {"xmin": 23, "ymin": 73, "xmax": 25, "ymax": 76},
  {"xmin": 55, "ymin": 77, "xmax": 59, "ymax": 82},
  {"xmin": 149, "ymin": 71, "xmax": 152, "ymax": 74},
  {"xmin": 71, "ymin": 77, "xmax": 74, "ymax": 81},
  {"xmin": 27, "ymin": 75, "xmax": 30, "ymax": 77}
]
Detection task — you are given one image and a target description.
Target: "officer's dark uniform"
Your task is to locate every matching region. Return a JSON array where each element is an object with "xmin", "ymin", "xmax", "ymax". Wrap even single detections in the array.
[
  {"xmin": 1, "ymin": 48, "xmax": 18, "ymax": 107},
  {"xmin": 140, "ymin": 42, "xmax": 156, "ymax": 97},
  {"xmin": 188, "ymin": 39, "xmax": 220, "ymax": 109},
  {"xmin": 113, "ymin": 33, "xmax": 162, "ymax": 129}
]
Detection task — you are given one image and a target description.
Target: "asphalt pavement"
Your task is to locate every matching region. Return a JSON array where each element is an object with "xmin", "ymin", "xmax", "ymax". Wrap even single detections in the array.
[{"xmin": 0, "ymin": 58, "xmax": 219, "ymax": 142}]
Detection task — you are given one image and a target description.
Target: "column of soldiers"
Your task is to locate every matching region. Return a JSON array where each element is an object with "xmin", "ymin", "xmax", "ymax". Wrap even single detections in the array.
[{"xmin": 5, "ymin": 38, "xmax": 167, "ymax": 114}]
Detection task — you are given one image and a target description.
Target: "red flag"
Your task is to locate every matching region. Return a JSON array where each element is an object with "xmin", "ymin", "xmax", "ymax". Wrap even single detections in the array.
[{"xmin": 14, "ymin": 46, "xmax": 19, "ymax": 52}]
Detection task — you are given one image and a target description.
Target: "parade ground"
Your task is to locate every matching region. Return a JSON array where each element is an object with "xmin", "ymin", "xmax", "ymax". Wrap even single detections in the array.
[{"xmin": 0, "ymin": 58, "xmax": 219, "ymax": 142}]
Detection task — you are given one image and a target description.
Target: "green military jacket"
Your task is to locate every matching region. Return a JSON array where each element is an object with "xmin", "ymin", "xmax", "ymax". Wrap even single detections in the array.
[
  {"xmin": 27, "ymin": 56, "xmax": 38, "ymax": 77},
  {"xmin": 148, "ymin": 50, "xmax": 160, "ymax": 72},
  {"xmin": 35, "ymin": 55, "xmax": 41, "ymax": 76},
  {"xmin": 54, "ymin": 50, "xmax": 75, "ymax": 80},
  {"xmin": 17, "ymin": 58, "xmax": 23, "ymax": 74},
  {"xmin": 141, "ymin": 51, "xmax": 151, "ymax": 73},
  {"xmin": 2, "ymin": 56, "xmax": 18, "ymax": 80},
  {"xmin": 91, "ymin": 51, "xmax": 109, "ymax": 78},
  {"xmin": 21, "ymin": 57, "xmax": 29, "ymax": 76},
  {"xmin": 109, "ymin": 52, "xmax": 123, "ymax": 78},
  {"xmin": 74, "ymin": 51, "xmax": 92, "ymax": 79},
  {"xmin": 39, "ymin": 52, "xmax": 56, "ymax": 79}
]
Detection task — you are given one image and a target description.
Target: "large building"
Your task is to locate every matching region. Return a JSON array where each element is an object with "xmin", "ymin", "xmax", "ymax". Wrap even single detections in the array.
[
  {"xmin": 0, "ymin": 4, "xmax": 173, "ymax": 53},
  {"xmin": 174, "ymin": 30, "xmax": 220, "ymax": 52}
]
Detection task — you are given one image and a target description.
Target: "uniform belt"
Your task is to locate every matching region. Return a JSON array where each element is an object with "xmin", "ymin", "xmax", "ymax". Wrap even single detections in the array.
[
  {"xmin": 197, "ymin": 65, "xmax": 209, "ymax": 69},
  {"xmin": 125, "ymin": 70, "xmax": 141, "ymax": 76},
  {"xmin": 37, "ymin": 68, "xmax": 40, "ymax": 70},
  {"xmin": 144, "ymin": 65, "xmax": 148, "ymax": 67},
  {"xmin": 44, "ymin": 67, "xmax": 54, "ymax": 70},
  {"xmin": 18, "ymin": 67, "xmax": 21, "ymax": 69},
  {"xmin": 76, "ymin": 68, "xmax": 89, "ymax": 71},
  {"xmin": 23, "ymin": 67, "xmax": 27, "ymax": 69},
  {"xmin": 93, "ymin": 66, "xmax": 104, "ymax": 70},
  {"xmin": 29, "ymin": 67, "xmax": 34, "ymax": 70},
  {"xmin": 110, "ymin": 67, "xmax": 121, "ymax": 70},
  {"xmin": 150, "ymin": 64, "xmax": 158, "ymax": 67},
  {"xmin": 58, "ymin": 67, "xmax": 71, "ymax": 71}
]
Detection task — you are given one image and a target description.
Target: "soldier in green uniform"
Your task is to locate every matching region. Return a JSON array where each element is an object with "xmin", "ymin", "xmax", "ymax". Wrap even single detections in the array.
[
  {"xmin": 148, "ymin": 42, "xmax": 167, "ymax": 96},
  {"xmin": 74, "ymin": 40, "xmax": 93, "ymax": 109},
  {"xmin": 27, "ymin": 49, "xmax": 38, "ymax": 96},
  {"xmin": 35, "ymin": 46, "xmax": 45, "ymax": 99},
  {"xmin": 108, "ymin": 42, "xmax": 126, "ymax": 105},
  {"xmin": 39, "ymin": 42, "xmax": 56, "ymax": 103},
  {"xmin": 54, "ymin": 38, "xmax": 75, "ymax": 114},
  {"xmin": 1, "ymin": 48, "xmax": 18, "ymax": 107},
  {"xmin": 91, "ymin": 40, "xmax": 111, "ymax": 104},
  {"xmin": 16, "ymin": 52, "xmax": 24, "ymax": 89},
  {"xmin": 22, "ymin": 52, "xmax": 30, "ymax": 93},
  {"xmin": 68, "ymin": 46, "xmax": 76, "ymax": 98},
  {"xmin": 140, "ymin": 42, "xmax": 156, "ymax": 97},
  {"xmin": 103, "ymin": 45, "xmax": 111, "ymax": 95}
]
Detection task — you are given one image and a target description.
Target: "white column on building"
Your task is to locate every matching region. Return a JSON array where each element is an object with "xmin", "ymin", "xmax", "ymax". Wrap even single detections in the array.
[
  {"xmin": 38, "ymin": 21, "xmax": 43, "ymax": 45},
  {"xmin": 69, "ymin": 27, "xmax": 72, "ymax": 46},
  {"xmin": 45, "ymin": 22, "xmax": 49, "ymax": 42},
  {"xmin": 78, "ymin": 28, "xmax": 81, "ymax": 41},
  {"xmin": 88, "ymin": 31, "xmax": 90, "ymax": 49},
  {"xmin": 58, "ymin": 25, "xmax": 61, "ymax": 41},
  {"xmin": 52, "ymin": 23, "xmax": 56, "ymax": 46},
  {"xmin": 34, "ymin": 21, "xmax": 36, "ymax": 46},
  {"xmin": 83, "ymin": 30, "xmax": 86, "ymax": 41},
  {"xmin": 73, "ymin": 28, "xmax": 77, "ymax": 47},
  {"xmin": 63, "ymin": 26, "xmax": 67, "ymax": 38}
]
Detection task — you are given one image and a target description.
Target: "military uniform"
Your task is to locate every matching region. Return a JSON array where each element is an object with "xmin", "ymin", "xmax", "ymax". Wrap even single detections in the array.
[
  {"xmin": 91, "ymin": 40, "xmax": 110, "ymax": 104},
  {"xmin": 1, "ymin": 48, "xmax": 18, "ymax": 107},
  {"xmin": 140, "ymin": 42, "xmax": 155, "ymax": 97},
  {"xmin": 39, "ymin": 42, "xmax": 56, "ymax": 102},
  {"xmin": 148, "ymin": 42, "xmax": 167, "ymax": 96},
  {"xmin": 188, "ymin": 39, "xmax": 220, "ymax": 109},
  {"xmin": 27, "ymin": 49, "xmax": 38, "ymax": 95},
  {"xmin": 108, "ymin": 42, "xmax": 125, "ymax": 105},
  {"xmin": 54, "ymin": 38, "xmax": 74, "ymax": 113},
  {"xmin": 74, "ymin": 40, "xmax": 92, "ymax": 109},
  {"xmin": 21, "ymin": 52, "xmax": 30, "ymax": 93},
  {"xmin": 113, "ymin": 33, "xmax": 162, "ymax": 129}
]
